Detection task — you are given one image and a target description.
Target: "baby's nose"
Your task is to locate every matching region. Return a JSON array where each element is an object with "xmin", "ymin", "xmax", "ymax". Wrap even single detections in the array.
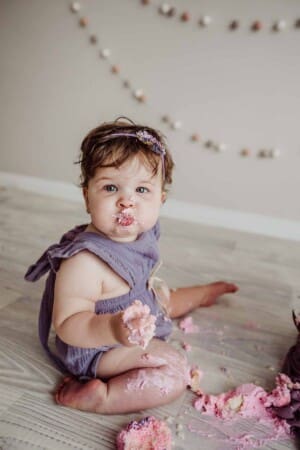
[{"xmin": 118, "ymin": 196, "xmax": 135, "ymax": 209}]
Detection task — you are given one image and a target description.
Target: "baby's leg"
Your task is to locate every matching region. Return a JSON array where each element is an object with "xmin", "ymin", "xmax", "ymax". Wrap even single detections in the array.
[{"xmin": 56, "ymin": 339, "xmax": 189, "ymax": 414}]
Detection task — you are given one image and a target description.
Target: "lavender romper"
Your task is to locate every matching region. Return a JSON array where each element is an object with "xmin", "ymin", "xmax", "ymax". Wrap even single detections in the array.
[{"xmin": 25, "ymin": 222, "xmax": 172, "ymax": 379}]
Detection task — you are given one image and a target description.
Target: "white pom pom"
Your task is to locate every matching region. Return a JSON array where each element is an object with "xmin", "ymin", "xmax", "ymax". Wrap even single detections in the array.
[{"xmin": 70, "ymin": 2, "xmax": 80, "ymax": 13}]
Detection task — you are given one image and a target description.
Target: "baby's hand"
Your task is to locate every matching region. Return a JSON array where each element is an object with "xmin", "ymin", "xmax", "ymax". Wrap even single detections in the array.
[
  {"xmin": 122, "ymin": 300, "xmax": 156, "ymax": 349},
  {"xmin": 110, "ymin": 312, "xmax": 135, "ymax": 347}
]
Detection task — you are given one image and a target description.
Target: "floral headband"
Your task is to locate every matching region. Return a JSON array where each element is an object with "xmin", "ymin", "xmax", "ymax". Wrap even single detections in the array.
[{"xmin": 108, "ymin": 130, "xmax": 166, "ymax": 179}]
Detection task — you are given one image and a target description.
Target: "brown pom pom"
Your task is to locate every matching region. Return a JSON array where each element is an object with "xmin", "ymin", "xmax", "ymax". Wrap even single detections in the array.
[
  {"xmin": 181, "ymin": 12, "xmax": 190, "ymax": 22},
  {"xmin": 229, "ymin": 20, "xmax": 239, "ymax": 30},
  {"xmin": 90, "ymin": 35, "xmax": 97, "ymax": 44},
  {"xmin": 79, "ymin": 17, "xmax": 88, "ymax": 27},
  {"xmin": 191, "ymin": 134, "xmax": 201, "ymax": 142},
  {"xmin": 251, "ymin": 20, "xmax": 262, "ymax": 31},
  {"xmin": 167, "ymin": 7, "xmax": 176, "ymax": 17},
  {"xmin": 240, "ymin": 148, "xmax": 251, "ymax": 157},
  {"xmin": 295, "ymin": 18, "xmax": 300, "ymax": 28},
  {"xmin": 111, "ymin": 65, "xmax": 120, "ymax": 74}
]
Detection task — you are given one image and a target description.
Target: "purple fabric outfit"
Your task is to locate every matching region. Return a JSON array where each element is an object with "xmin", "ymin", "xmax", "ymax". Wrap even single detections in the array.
[{"xmin": 25, "ymin": 222, "xmax": 172, "ymax": 379}]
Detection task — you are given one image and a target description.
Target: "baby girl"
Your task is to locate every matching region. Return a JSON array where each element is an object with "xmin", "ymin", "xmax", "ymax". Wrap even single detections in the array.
[{"xmin": 25, "ymin": 118, "xmax": 238, "ymax": 414}]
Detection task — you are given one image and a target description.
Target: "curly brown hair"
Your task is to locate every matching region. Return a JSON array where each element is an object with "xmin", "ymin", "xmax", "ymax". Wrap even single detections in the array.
[{"xmin": 76, "ymin": 118, "xmax": 174, "ymax": 191}]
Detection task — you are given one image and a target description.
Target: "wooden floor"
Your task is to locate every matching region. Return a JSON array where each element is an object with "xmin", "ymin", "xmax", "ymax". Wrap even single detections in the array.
[{"xmin": 0, "ymin": 186, "xmax": 300, "ymax": 450}]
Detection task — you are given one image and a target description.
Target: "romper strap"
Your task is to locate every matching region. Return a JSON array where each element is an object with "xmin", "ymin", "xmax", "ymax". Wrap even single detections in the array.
[
  {"xmin": 38, "ymin": 271, "xmax": 68, "ymax": 373},
  {"xmin": 24, "ymin": 225, "xmax": 87, "ymax": 282}
]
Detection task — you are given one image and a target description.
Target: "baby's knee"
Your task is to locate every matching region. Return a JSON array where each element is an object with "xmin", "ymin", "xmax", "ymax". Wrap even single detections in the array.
[
  {"xmin": 166, "ymin": 347, "xmax": 189, "ymax": 369},
  {"xmin": 146, "ymin": 341, "xmax": 190, "ymax": 388},
  {"xmin": 164, "ymin": 350, "xmax": 190, "ymax": 388}
]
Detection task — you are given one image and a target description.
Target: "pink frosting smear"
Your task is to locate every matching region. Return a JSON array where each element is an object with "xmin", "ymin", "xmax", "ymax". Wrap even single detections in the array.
[
  {"xmin": 114, "ymin": 208, "xmax": 137, "ymax": 227},
  {"xmin": 123, "ymin": 300, "xmax": 156, "ymax": 349},
  {"xmin": 116, "ymin": 416, "xmax": 172, "ymax": 450},
  {"xmin": 181, "ymin": 341, "xmax": 192, "ymax": 352},
  {"xmin": 194, "ymin": 373, "xmax": 291, "ymax": 420},
  {"xmin": 178, "ymin": 316, "xmax": 199, "ymax": 334},
  {"xmin": 191, "ymin": 373, "xmax": 291, "ymax": 449}
]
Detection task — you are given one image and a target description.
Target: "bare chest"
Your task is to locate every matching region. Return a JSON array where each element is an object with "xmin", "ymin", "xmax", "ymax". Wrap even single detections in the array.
[{"xmin": 97, "ymin": 262, "xmax": 131, "ymax": 301}]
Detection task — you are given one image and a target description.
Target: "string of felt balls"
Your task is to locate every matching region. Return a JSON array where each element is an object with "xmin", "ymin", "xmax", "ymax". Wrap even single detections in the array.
[
  {"xmin": 69, "ymin": 1, "xmax": 285, "ymax": 160},
  {"xmin": 140, "ymin": 0, "xmax": 300, "ymax": 33}
]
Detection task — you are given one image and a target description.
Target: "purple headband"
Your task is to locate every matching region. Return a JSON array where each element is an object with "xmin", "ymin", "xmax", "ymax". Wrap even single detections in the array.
[{"xmin": 108, "ymin": 130, "xmax": 166, "ymax": 179}]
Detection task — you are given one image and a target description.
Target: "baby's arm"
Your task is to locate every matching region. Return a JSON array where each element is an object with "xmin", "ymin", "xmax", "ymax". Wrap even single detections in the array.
[
  {"xmin": 167, "ymin": 282, "xmax": 238, "ymax": 319},
  {"xmin": 52, "ymin": 250, "xmax": 130, "ymax": 348}
]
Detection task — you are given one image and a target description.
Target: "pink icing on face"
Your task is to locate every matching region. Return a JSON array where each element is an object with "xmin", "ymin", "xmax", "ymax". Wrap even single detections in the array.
[
  {"xmin": 116, "ymin": 416, "xmax": 172, "ymax": 450},
  {"xmin": 122, "ymin": 300, "xmax": 156, "ymax": 349},
  {"xmin": 114, "ymin": 208, "xmax": 137, "ymax": 227}
]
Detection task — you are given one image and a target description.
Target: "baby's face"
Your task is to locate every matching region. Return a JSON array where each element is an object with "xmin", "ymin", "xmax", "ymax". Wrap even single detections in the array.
[{"xmin": 83, "ymin": 155, "xmax": 165, "ymax": 242}]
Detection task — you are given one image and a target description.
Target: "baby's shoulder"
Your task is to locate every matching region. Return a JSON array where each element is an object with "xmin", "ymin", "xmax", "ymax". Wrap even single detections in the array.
[{"xmin": 58, "ymin": 249, "xmax": 108, "ymax": 277}]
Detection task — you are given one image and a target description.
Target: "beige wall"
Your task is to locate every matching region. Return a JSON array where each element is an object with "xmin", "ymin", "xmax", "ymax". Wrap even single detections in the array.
[{"xmin": 0, "ymin": 0, "xmax": 299, "ymax": 221}]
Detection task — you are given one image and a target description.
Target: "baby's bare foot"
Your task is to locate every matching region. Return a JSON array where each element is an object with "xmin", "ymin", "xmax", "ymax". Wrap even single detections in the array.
[
  {"xmin": 200, "ymin": 281, "xmax": 238, "ymax": 306},
  {"xmin": 55, "ymin": 376, "xmax": 107, "ymax": 413}
]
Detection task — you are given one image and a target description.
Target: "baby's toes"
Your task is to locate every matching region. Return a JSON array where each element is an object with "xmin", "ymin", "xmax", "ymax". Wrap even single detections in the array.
[
  {"xmin": 227, "ymin": 282, "xmax": 239, "ymax": 293},
  {"xmin": 54, "ymin": 376, "xmax": 73, "ymax": 403}
]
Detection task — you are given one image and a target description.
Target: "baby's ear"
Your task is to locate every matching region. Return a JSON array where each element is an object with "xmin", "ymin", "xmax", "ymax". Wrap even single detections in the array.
[
  {"xmin": 161, "ymin": 191, "xmax": 167, "ymax": 204},
  {"xmin": 82, "ymin": 188, "xmax": 90, "ymax": 214}
]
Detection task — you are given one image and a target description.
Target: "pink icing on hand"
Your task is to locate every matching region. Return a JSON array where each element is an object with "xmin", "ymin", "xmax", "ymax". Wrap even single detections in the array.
[
  {"xmin": 122, "ymin": 300, "xmax": 156, "ymax": 349},
  {"xmin": 116, "ymin": 416, "xmax": 172, "ymax": 450}
]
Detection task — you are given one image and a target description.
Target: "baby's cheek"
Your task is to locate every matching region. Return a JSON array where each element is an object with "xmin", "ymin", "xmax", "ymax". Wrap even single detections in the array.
[{"xmin": 139, "ymin": 214, "xmax": 156, "ymax": 230}]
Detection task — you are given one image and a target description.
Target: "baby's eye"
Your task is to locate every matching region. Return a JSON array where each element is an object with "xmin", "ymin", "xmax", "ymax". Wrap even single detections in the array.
[
  {"xmin": 104, "ymin": 184, "xmax": 118, "ymax": 192},
  {"xmin": 136, "ymin": 186, "xmax": 150, "ymax": 194}
]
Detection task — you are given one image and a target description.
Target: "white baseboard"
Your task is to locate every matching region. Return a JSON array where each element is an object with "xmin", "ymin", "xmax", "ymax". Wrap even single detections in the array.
[
  {"xmin": 0, "ymin": 172, "xmax": 82, "ymax": 202},
  {"xmin": 1, "ymin": 171, "xmax": 300, "ymax": 242},
  {"xmin": 161, "ymin": 200, "xmax": 300, "ymax": 242}
]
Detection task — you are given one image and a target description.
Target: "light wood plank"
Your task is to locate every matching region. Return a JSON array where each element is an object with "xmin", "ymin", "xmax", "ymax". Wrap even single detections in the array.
[{"xmin": 0, "ymin": 187, "xmax": 299, "ymax": 449}]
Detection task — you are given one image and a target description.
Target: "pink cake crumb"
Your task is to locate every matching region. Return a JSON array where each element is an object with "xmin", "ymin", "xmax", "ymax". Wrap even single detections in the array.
[
  {"xmin": 194, "ymin": 383, "xmax": 269, "ymax": 420},
  {"xmin": 243, "ymin": 320, "xmax": 259, "ymax": 330},
  {"xmin": 116, "ymin": 416, "xmax": 172, "ymax": 450},
  {"xmin": 189, "ymin": 366, "xmax": 203, "ymax": 393},
  {"xmin": 123, "ymin": 300, "xmax": 156, "ymax": 349},
  {"xmin": 179, "ymin": 316, "xmax": 199, "ymax": 334},
  {"xmin": 193, "ymin": 374, "xmax": 291, "ymax": 437},
  {"xmin": 194, "ymin": 377, "xmax": 291, "ymax": 422},
  {"xmin": 264, "ymin": 373, "xmax": 291, "ymax": 407},
  {"xmin": 181, "ymin": 341, "xmax": 192, "ymax": 352},
  {"xmin": 189, "ymin": 374, "xmax": 293, "ymax": 449}
]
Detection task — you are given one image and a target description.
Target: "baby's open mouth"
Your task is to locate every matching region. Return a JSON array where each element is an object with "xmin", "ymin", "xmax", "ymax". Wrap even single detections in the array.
[{"xmin": 114, "ymin": 209, "xmax": 137, "ymax": 227}]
